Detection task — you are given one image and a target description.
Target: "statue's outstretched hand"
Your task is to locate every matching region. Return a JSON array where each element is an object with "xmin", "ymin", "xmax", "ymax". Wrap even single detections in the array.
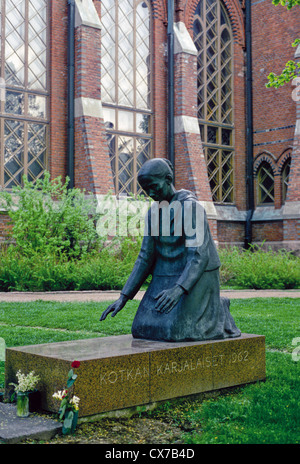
[
  {"xmin": 155, "ymin": 285, "xmax": 184, "ymax": 314},
  {"xmin": 99, "ymin": 295, "xmax": 128, "ymax": 321}
]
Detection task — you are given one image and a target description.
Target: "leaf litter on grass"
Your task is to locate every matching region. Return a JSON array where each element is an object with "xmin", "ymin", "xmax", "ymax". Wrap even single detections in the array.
[{"xmin": 24, "ymin": 417, "xmax": 184, "ymax": 445}]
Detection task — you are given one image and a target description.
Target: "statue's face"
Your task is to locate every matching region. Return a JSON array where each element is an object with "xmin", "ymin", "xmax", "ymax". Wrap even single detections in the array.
[{"xmin": 140, "ymin": 175, "xmax": 171, "ymax": 202}]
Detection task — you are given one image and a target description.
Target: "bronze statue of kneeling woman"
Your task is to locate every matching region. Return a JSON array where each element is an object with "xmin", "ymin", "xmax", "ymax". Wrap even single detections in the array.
[{"xmin": 100, "ymin": 158, "xmax": 241, "ymax": 342}]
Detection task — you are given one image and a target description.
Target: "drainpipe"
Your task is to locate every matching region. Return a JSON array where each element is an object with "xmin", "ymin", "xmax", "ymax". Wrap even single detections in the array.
[
  {"xmin": 245, "ymin": 0, "xmax": 254, "ymax": 249},
  {"xmin": 167, "ymin": 0, "xmax": 175, "ymax": 173},
  {"xmin": 67, "ymin": 0, "xmax": 75, "ymax": 189}
]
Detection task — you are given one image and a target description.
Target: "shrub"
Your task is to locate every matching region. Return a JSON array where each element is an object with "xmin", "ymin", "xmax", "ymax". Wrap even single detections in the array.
[
  {"xmin": 0, "ymin": 180, "xmax": 145, "ymax": 291},
  {"xmin": 0, "ymin": 172, "xmax": 102, "ymax": 259},
  {"xmin": 0, "ymin": 240, "xmax": 143, "ymax": 292},
  {"xmin": 219, "ymin": 245, "xmax": 300, "ymax": 289}
]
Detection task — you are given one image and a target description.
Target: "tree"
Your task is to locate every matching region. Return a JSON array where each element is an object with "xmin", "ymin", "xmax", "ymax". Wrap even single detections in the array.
[{"xmin": 266, "ymin": 0, "xmax": 300, "ymax": 89}]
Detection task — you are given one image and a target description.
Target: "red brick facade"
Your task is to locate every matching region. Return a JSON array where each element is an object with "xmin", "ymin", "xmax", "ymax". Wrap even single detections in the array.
[
  {"xmin": 251, "ymin": 0, "xmax": 300, "ymax": 249},
  {"xmin": 73, "ymin": 15, "xmax": 114, "ymax": 194},
  {"xmin": 1, "ymin": 0, "xmax": 299, "ymax": 250},
  {"xmin": 49, "ymin": 0, "xmax": 68, "ymax": 180}
]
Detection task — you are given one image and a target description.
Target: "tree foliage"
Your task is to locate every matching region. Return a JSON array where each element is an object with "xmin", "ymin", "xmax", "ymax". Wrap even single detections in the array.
[{"xmin": 272, "ymin": 0, "xmax": 300, "ymax": 8}]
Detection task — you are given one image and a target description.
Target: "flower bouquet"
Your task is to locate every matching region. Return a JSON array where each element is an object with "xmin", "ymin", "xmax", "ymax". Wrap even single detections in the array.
[
  {"xmin": 9, "ymin": 370, "xmax": 40, "ymax": 417},
  {"xmin": 52, "ymin": 360, "xmax": 81, "ymax": 435}
]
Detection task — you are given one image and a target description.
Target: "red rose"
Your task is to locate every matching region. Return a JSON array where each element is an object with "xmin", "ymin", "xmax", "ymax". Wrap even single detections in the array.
[{"xmin": 71, "ymin": 360, "xmax": 80, "ymax": 368}]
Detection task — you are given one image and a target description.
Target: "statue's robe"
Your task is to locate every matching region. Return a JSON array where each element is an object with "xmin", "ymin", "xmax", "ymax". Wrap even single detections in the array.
[{"xmin": 121, "ymin": 189, "xmax": 241, "ymax": 342}]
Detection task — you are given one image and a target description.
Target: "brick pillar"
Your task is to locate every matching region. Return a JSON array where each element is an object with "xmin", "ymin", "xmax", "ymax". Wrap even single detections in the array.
[
  {"xmin": 274, "ymin": 174, "xmax": 282, "ymax": 210},
  {"xmin": 173, "ymin": 21, "xmax": 218, "ymax": 239},
  {"xmin": 73, "ymin": 0, "xmax": 114, "ymax": 194},
  {"xmin": 49, "ymin": 0, "xmax": 68, "ymax": 180},
  {"xmin": 282, "ymin": 44, "xmax": 300, "ymax": 248}
]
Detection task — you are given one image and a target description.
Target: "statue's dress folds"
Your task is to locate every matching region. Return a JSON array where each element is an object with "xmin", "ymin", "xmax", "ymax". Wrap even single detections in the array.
[{"xmin": 121, "ymin": 189, "xmax": 241, "ymax": 342}]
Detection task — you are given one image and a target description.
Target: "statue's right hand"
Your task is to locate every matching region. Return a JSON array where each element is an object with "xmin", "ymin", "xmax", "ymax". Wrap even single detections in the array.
[{"xmin": 99, "ymin": 296, "xmax": 127, "ymax": 321}]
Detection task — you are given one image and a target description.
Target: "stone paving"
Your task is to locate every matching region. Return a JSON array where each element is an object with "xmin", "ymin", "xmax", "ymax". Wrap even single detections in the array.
[
  {"xmin": 0, "ymin": 289, "xmax": 299, "ymax": 303},
  {"xmin": 0, "ymin": 402, "xmax": 62, "ymax": 444}
]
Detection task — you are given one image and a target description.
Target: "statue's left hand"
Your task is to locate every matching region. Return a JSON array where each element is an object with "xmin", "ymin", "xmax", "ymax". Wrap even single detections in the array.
[{"xmin": 155, "ymin": 285, "xmax": 185, "ymax": 314}]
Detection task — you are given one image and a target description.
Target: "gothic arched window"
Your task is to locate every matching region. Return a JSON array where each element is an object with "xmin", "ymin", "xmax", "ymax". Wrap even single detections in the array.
[
  {"xmin": 257, "ymin": 162, "xmax": 275, "ymax": 205},
  {"xmin": 0, "ymin": 0, "xmax": 49, "ymax": 189},
  {"xmin": 193, "ymin": 0, "xmax": 234, "ymax": 203},
  {"xmin": 101, "ymin": 0, "xmax": 153, "ymax": 195}
]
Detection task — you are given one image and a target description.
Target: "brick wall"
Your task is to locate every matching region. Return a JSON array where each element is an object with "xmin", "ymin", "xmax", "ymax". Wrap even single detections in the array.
[
  {"xmin": 251, "ymin": 0, "xmax": 300, "ymax": 247},
  {"xmin": 252, "ymin": 1, "xmax": 298, "ymax": 134},
  {"xmin": 49, "ymin": 0, "xmax": 68, "ymax": 180},
  {"xmin": 217, "ymin": 221, "xmax": 245, "ymax": 246},
  {"xmin": 284, "ymin": 219, "xmax": 300, "ymax": 241},
  {"xmin": 252, "ymin": 221, "xmax": 283, "ymax": 243},
  {"xmin": 251, "ymin": 0, "xmax": 299, "ymax": 178}
]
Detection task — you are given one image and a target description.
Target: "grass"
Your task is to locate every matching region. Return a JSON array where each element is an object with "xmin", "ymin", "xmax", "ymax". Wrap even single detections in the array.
[
  {"xmin": 157, "ymin": 351, "xmax": 299, "ymax": 444},
  {"xmin": 0, "ymin": 297, "xmax": 299, "ymax": 444},
  {"xmin": 0, "ymin": 298, "xmax": 297, "ymax": 351}
]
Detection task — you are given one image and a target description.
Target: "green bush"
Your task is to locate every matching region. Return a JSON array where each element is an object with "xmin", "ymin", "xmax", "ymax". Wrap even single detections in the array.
[
  {"xmin": 219, "ymin": 245, "xmax": 300, "ymax": 289},
  {"xmin": 0, "ymin": 172, "xmax": 102, "ymax": 259},
  {"xmin": 0, "ymin": 176, "xmax": 144, "ymax": 291},
  {"xmin": 0, "ymin": 238, "xmax": 142, "ymax": 292}
]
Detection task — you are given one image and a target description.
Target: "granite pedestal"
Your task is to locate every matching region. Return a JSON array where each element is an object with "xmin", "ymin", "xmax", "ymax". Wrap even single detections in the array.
[{"xmin": 5, "ymin": 334, "xmax": 265, "ymax": 417}]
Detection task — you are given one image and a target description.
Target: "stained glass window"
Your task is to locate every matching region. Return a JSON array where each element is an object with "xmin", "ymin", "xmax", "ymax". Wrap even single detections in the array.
[
  {"xmin": 101, "ymin": 0, "xmax": 152, "ymax": 195},
  {"xmin": 194, "ymin": 0, "xmax": 234, "ymax": 203},
  {"xmin": 0, "ymin": 0, "xmax": 49, "ymax": 188}
]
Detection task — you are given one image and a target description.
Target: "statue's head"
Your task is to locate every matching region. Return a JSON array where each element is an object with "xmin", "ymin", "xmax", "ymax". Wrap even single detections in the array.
[{"xmin": 138, "ymin": 158, "xmax": 174, "ymax": 201}]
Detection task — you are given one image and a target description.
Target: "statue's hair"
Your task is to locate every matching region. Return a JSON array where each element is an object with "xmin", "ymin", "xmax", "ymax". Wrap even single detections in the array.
[{"xmin": 137, "ymin": 158, "xmax": 174, "ymax": 182}]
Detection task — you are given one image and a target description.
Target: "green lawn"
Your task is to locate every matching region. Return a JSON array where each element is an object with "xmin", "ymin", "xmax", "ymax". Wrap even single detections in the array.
[{"xmin": 0, "ymin": 297, "xmax": 299, "ymax": 444}]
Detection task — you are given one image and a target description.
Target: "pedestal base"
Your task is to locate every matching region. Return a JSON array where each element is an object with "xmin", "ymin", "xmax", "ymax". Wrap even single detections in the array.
[{"xmin": 5, "ymin": 334, "xmax": 265, "ymax": 417}]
